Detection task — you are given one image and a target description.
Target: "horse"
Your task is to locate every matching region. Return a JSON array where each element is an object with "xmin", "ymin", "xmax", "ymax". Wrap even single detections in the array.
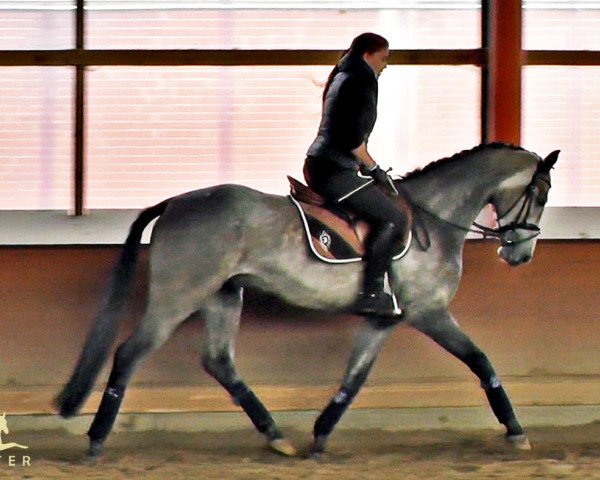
[{"xmin": 54, "ymin": 143, "xmax": 559, "ymax": 460}]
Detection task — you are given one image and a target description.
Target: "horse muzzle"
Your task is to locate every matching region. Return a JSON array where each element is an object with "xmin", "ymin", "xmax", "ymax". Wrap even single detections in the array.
[
  {"xmin": 495, "ymin": 222, "xmax": 540, "ymax": 266},
  {"xmin": 497, "ymin": 245, "xmax": 533, "ymax": 266}
]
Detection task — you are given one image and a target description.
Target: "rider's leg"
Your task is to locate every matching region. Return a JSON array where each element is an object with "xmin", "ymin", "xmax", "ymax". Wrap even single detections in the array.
[
  {"xmin": 356, "ymin": 221, "xmax": 404, "ymax": 313},
  {"xmin": 304, "ymin": 159, "xmax": 410, "ymax": 316},
  {"xmin": 341, "ymin": 184, "xmax": 409, "ymax": 316}
]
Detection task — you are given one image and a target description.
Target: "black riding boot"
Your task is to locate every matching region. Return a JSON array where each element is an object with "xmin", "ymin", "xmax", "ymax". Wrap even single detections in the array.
[{"xmin": 354, "ymin": 222, "xmax": 404, "ymax": 318}]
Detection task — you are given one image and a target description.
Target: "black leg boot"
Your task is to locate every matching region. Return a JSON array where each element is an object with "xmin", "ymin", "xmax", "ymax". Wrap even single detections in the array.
[{"xmin": 354, "ymin": 222, "xmax": 404, "ymax": 318}]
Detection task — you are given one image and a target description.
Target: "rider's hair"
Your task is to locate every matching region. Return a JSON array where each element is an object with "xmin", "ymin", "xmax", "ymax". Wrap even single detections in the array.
[{"xmin": 322, "ymin": 32, "xmax": 389, "ymax": 101}]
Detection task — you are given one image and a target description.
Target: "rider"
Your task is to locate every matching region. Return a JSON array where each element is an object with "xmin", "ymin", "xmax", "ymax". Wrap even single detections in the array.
[{"xmin": 304, "ymin": 32, "xmax": 410, "ymax": 318}]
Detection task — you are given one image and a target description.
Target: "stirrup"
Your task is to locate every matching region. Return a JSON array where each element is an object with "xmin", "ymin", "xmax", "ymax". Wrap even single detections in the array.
[{"xmin": 354, "ymin": 291, "xmax": 403, "ymax": 319}]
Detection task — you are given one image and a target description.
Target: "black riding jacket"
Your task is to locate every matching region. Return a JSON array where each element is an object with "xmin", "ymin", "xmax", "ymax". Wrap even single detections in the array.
[{"xmin": 306, "ymin": 53, "xmax": 378, "ymax": 170}]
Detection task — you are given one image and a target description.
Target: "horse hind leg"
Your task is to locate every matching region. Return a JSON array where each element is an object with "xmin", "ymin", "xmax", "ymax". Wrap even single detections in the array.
[
  {"xmin": 85, "ymin": 303, "xmax": 185, "ymax": 460},
  {"xmin": 413, "ymin": 310, "xmax": 531, "ymax": 451},
  {"xmin": 200, "ymin": 284, "xmax": 296, "ymax": 457}
]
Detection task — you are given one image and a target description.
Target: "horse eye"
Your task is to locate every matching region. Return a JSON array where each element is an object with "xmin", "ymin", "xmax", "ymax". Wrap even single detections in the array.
[{"xmin": 531, "ymin": 181, "xmax": 550, "ymax": 207}]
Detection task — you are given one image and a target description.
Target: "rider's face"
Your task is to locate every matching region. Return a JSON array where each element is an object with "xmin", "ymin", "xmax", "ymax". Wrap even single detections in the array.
[{"xmin": 363, "ymin": 48, "xmax": 389, "ymax": 78}]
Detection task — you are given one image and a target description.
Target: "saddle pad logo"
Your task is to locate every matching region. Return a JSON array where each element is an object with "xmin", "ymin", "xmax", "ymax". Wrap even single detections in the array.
[{"xmin": 319, "ymin": 231, "xmax": 332, "ymax": 249}]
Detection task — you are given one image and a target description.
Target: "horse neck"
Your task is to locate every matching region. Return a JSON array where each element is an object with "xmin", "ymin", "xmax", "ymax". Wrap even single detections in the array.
[{"xmin": 401, "ymin": 148, "xmax": 537, "ymax": 233}]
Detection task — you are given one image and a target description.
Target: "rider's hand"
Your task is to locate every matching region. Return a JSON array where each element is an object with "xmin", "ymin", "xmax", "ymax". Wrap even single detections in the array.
[{"xmin": 369, "ymin": 165, "xmax": 398, "ymax": 196}]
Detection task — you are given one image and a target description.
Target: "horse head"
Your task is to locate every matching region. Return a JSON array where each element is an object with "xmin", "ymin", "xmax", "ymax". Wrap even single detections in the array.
[{"xmin": 493, "ymin": 150, "xmax": 560, "ymax": 266}]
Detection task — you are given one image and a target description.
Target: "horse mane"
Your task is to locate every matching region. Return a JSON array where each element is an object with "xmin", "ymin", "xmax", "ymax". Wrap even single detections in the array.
[{"xmin": 400, "ymin": 142, "xmax": 526, "ymax": 181}]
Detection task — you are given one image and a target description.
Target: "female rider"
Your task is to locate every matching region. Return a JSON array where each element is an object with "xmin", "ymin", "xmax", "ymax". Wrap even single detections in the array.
[{"xmin": 304, "ymin": 32, "xmax": 410, "ymax": 318}]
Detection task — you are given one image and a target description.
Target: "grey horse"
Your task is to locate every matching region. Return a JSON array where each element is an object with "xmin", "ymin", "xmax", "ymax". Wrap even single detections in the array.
[{"xmin": 54, "ymin": 143, "xmax": 559, "ymax": 460}]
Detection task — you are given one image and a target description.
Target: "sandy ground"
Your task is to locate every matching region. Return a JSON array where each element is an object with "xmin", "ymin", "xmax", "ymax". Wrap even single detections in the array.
[{"xmin": 4, "ymin": 422, "xmax": 600, "ymax": 480}]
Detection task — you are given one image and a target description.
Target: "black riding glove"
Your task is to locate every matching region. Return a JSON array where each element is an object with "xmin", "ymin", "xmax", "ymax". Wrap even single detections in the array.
[{"xmin": 368, "ymin": 165, "xmax": 398, "ymax": 197}]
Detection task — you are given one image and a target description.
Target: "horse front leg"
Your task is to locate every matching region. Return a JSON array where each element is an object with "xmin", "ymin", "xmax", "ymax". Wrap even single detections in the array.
[
  {"xmin": 413, "ymin": 309, "xmax": 531, "ymax": 450},
  {"xmin": 309, "ymin": 319, "xmax": 395, "ymax": 458}
]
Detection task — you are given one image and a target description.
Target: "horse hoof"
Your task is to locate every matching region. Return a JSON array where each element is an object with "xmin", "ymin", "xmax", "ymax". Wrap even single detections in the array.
[
  {"xmin": 268, "ymin": 438, "xmax": 297, "ymax": 457},
  {"xmin": 304, "ymin": 434, "xmax": 327, "ymax": 461},
  {"xmin": 79, "ymin": 445, "xmax": 103, "ymax": 467},
  {"xmin": 506, "ymin": 433, "xmax": 532, "ymax": 451},
  {"xmin": 304, "ymin": 448, "xmax": 324, "ymax": 462},
  {"xmin": 51, "ymin": 391, "xmax": 73, "ymax": 418},
  {"xmin": 79, "ymin": 454, "xmax": 100, "ymax": 466},
  {"xmin": 54, "ymin": 397, "xmax": 80, "ymax": 419},
  {"xmin": 85, "ymin": 441, "xmax": 104, "ymax": 461}
]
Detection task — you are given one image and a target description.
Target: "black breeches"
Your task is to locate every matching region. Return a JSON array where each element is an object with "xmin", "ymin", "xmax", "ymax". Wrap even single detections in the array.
[
  {"xmin": 304, "ymin": 156, "xmax": 410, "ymax": 291},
  {"xmin": 304, "ymin": 156, "xmax": 409, "ymax": 240}
]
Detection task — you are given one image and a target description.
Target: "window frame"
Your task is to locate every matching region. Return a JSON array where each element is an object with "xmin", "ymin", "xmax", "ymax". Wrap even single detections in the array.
[{"xmin": 0, "ymin": 0, "xmax": 598, "ymax": 217}]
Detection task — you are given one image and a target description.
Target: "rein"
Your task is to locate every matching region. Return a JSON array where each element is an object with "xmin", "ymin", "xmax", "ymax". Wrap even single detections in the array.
[{"xmin": 399, "ymin": 170, "xmax": 550, "ymax": 247}]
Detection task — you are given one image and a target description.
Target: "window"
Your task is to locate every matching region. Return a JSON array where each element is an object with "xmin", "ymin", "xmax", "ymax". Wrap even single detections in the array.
[
  {"xmin": 85, "ymin": 1, "xmax": 481, "ymax": 50},
  {"xmin": 522, "ymin": 1, "xmax": 600, "ymax": 207},
  {"xmin": 86, "ymin": 65, "xmax": 480, "ymax": 208},
  {"xmin": 0, "ymin": 67, "xmax": 73, "ymax": 210},
  {"xmin": 1, "ymin": 0, "xmax": 483, "ymax": 212},
  {"xmin": 0, "ymin": 1, "xmax": 73, "ymax": 50},
  {"xmin": 523, "ymin": 66, "xmax": 600, "ymax": 207},
  {"xmin": 523, "ymin": 0, "xmax": 600, "ymax": 50}
]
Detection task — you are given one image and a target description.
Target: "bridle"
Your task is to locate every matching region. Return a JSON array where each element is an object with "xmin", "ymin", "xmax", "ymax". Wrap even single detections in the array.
[
  {"xmin": 473, "ymin": 170, "xmax": 551, "ymax": 246},
  {"xmin": 399, "ymin": 166, "xmax": 551, "ymax": 248}
]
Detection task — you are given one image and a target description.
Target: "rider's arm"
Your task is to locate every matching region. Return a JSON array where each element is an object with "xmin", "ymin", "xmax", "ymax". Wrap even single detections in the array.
[
  {"xmin": 352, "ymin": 141, "xmax": 396, "ymax": 195},
  {"xmin": 351, "ymin": 142, "xmax": 377, "ymax": 171}
]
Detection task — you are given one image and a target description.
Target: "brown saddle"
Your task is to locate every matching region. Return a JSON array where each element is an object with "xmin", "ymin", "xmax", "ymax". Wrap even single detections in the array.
[{"xmin": 288, "ymin": 176, "xmax": 413, "ymax": 263}]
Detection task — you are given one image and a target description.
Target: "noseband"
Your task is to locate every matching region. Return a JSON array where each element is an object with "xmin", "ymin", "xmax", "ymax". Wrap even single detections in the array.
[{"xmin": 473, "ymin": 171, "xmax": 551, "ymax": 246}]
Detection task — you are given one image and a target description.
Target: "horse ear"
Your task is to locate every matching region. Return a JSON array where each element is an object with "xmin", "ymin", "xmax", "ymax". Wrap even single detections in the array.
[{"xmin": 542, "ymin": 150, "xmax": 560, "ymax": 171}]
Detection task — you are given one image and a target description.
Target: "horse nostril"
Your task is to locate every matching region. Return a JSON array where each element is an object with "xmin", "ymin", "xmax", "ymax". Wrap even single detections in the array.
[{"xmin": 522, "ymin": 255, "xmax": 532, "ymax": 263}]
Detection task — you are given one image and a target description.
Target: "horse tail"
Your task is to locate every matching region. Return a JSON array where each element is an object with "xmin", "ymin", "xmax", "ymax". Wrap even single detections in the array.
[{"xmin": 54, "ymin": 199, "xmax": 170, "ymax": 418}]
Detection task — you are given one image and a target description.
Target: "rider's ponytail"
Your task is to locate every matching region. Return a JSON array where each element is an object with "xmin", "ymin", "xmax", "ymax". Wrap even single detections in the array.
[{"xmin": 322, "ymin": 32, "xmax": 389, "ymax": 101}]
